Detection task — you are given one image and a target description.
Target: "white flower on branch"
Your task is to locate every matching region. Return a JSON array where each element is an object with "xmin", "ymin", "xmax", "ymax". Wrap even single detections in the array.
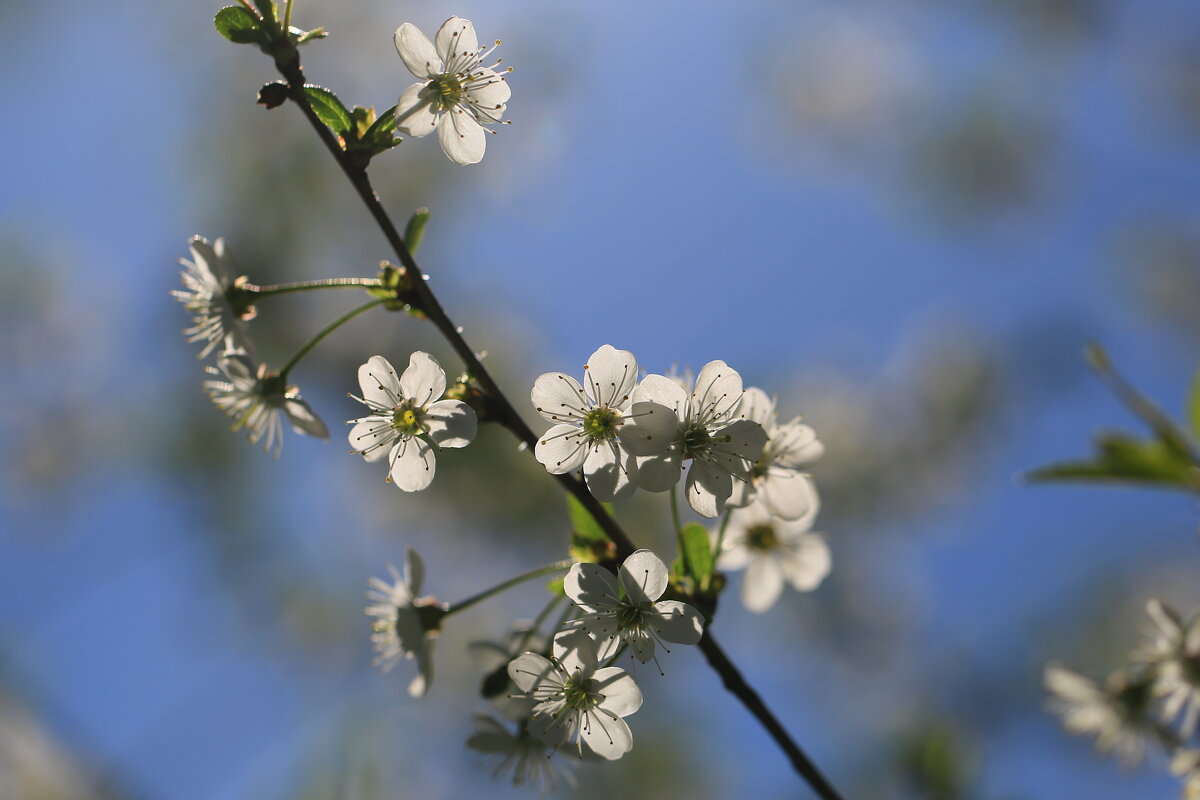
[
  {"xmin": 728, "ymin": 387, "xmax": 823, "ymax": 523},
  {"xmin": 1140, "ymin": 599, "xmax": 1200, "ymax": 737},
  {"xmin": 1044, "ymin": 664, "xmax": 1158, "ymax": 766},
  {"xmin": 507, "ymin": 630, "xmax": 643, "ymax": 760},
  {"xmin": 365, "ymin": 548, "xmax": 444, "ymax": 697},
  {"xmin": 173, "ymin": 236, "xmax": 252, "ymax": 358},
  {"xmin": 203, "ymin": 351, "xmax": 329, "ymax": 458},
  {"xmin": 531, "ymin": 345, "xmax": 676, "ymax": 502},
  {"xmin": 347, "ymin": 352, "xmax": 477, "ymax": 491},
  {"xmin": 624, "ymin": 361, "xmax": 768, "ymax": 517},
  {"xmin": 717, "ymin": 501, "xmax": 830, "ymax": 613},
  {"xmin": 393, "ymin": 17, "xmax": 512, "ymax": 165},
  {"xmin": 564, "ymin": 549, "xmax": 704, "ymax": 664},
  {"xmin": 467, "ymin": 713, "xmax": 580, "ymax": 793}
]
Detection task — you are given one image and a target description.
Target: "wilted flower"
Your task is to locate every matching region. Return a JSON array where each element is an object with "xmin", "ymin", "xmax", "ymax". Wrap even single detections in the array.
[
  {"xmin": 173, "ymin": 236, "xmax": 253, "ymax": 358},
  {"xmin": 365, "ymin": 548, "xmax": 444, "ymax": 697}
]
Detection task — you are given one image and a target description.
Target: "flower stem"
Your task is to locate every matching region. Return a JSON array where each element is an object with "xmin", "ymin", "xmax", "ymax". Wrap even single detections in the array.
[
  {"xmin": 518, "ymin": 594, "xmax": 563, "ymax": 652},
  {"xmin": 444, "ymin": 561, "xmax": 572, "ymax": 617},
  {"xmin": 246, "ymin": 277, "xmax": 381, "ymax": 297},
  {"xmin": 282, "ymin": 0, "xmax": 294, "ymax": 32},
  {"xmin": 278, "ymin": 298, "xmax": 384, "ymax": 380},
  {"xmin": 712, "ymin": 509, "xmax": 732, "ymax": 563}
]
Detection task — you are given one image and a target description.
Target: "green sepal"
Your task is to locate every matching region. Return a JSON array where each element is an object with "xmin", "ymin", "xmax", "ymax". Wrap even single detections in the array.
[
  {"xmin": 1026, "ymin": 431, "xmax": 1200, "ymax": 490},
  {"xmin": 404, "ymin": 208, "xmax": 430, "ymax": 255},
  {"xmin": 302, "ymin": 85, "xmax": 352, "ymax": 137},
  {"xmin": 567, "ymin": 495, "xmax": 616, "ymax": 563},
  {"xmin": 214, "ymin": 6, "xmax": 264, "ymax": 44},
  {"xmin": 290, "ymin": 25, "xmax": 327, "ymax": 45}
]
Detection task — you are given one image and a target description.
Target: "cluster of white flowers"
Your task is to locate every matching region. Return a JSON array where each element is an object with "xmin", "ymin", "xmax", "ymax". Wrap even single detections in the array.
[
  {"xmin": 175, "ymin": 236, "xmax": 330, "ymax": 457},
  {"xmin": 1046, "ymin": 599, "xmax": 1200, "ymax": 797}
]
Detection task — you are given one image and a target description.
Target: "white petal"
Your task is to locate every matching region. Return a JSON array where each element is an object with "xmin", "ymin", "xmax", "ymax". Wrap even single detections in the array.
[
  {"xmin": 394, "ymin": 22, "xmax": 440, "ymax": 79},
  {"xmin": 399, "ymin": 351, "xmax": 447, "ymax": 407},
  {"xmin": 552, "ymin": 629, "xmax": 597, "ymax": 674},
  {"xmin": 650, "ymin": 600, "xmax": 705, "ymax": 645},
  {"xmin": 507, "ymin": 652, "xmax": 555, "ymax": 693},
  {"xmin": 593, "ymin": 667, "xmax": 642, "ymax": 717},
  {"xmin": 773, "ymin": 421, "xmax": 824, "ymax": 468},
  {"xmin": 387, "ymin": 436, "xmax": 437, "ymax": 491},
  {"xmin": 631, "ymin": 374, "xmax": 688, "ymax": 418},
  {"xmin": 583, "ymin": 345, "xmax": 638, "ymax": 408},
  {"xmin": 424, "ymin": 399, "xmax": 477, "ymax": 448},
  {"xmin": 535, "ymin": 423, "xmax": 589, "ymax": 474},
  {"xmin": 743, "ymin": 557, "xmax": 785, "ymax": 613},
  {"xmin": 739, "ymin": 387, "xmax": 775, "ymax": 427},
  {"xmin": 692, "ymin": 360, "xmax": 743, "ymax": 423},
  {"xmin": 409, "ymin": 639, "xmax": 434, "ymax": 697},
  {"xmin": 781, "ymin": 535, "xmax": 831, "ymax": 591},
  {"xmin": 394, "ymin": 82, "xmax": 438, "ymax": 137},
  {"xmin": 580, "ymin": 711, "xmax": 633, "ymax": 760},
  {"xmin": 618, "ymin": 549, "xmax": 668, "ymax": 604},
  {"xmin": 564, "ymin": 563, "xmax": 619, "ymax": 613},
  {"xmin": 284, "ymin": 397, "xmax": 328, "ymax": 439},
  {"xmin": 358, "ymin": 355, "xmax": 401, "ymax": 409},
  {"xmin": 466, "ymin": 70, "xmax": 510, "ymax": 115},
  {"xmin": 348, "ymin": 418, "xmax": 395, "ymax": 461},
  {"xmin": 686, "ymin": 460, "xmax": 732, "ymax": 518},
  {"xmin": 717, "ymin": 542, "xmax": 752, "ymax": 572},
  {"xmin": 625, "ymin": 628, "xmax": 657, "ymax": 662},
  {"xmin": 635, "ymin": 449, "xmax": 683, "ymax": 493},
  {"xmin": 435, "ymin": 16, "xmax": 477, "ymax": 67},
  {"xmin": 583, "ymin": 442, "xmax": 637, "ymax": 502},
  {"xmin": 529, "ymin": 710, "xmax": 571, "ymax": 747},
  {"xmin": 438, "ymin": 108, "xmax": 487, "ymax": 165},
  {"xmin": 760, "ymin": 470, "xmax": 819, "ymax": 523},
  {"xmin": 531, "ymin": 372, "xmax": 589, "ymax": 422},
  {"xmin": 708, "ymin": 419, "xmax": 768, "ymax": 478},
  {"xmin": 620, "ymin": 401, "xmax": 679, "ymax": 457},
  {"xmin": 726, "ymin": 476, "xmax": 756, "ymax": 509}
]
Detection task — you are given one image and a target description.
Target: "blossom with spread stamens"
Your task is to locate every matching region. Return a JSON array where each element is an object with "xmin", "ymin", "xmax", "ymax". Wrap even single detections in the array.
[
  {"xmin": 467, "ymin": 713, "xmax": 580, "ymax": 792},
  {"xmin": 1139, "ymin": 599, "xmax": 1200, "ymax": 737},
  {"xmin": 564, "ymin": 549, "xmax": 704, "ymax": 663},
  {"xmin": 728, "ymin": 387, "xmax": 823, "ymax": 523},
  {"xmin": 393, "ymin": 17, "xmax": 511, "ymax": 165},
  {"xmin": 716, "ymin": 501, "xmax": 830, "ymax": 613},
  {"xmin": 624, "ymin": 361, "xmax": 768, "ymax": 517},
  {"xmin": 203, "ymin": 351, "xmax": 328, "ymax": 458},
  {"xmin": 365, "ymin": 548, "xmax": 444, "ymax": 697},
  {"xmin": 347, "ymin": 352, "xmax": 477, "ymax": 491},
  {"xmin": 172, "ymin": 236, "xmax": 254, "ymax": 358},
  {"xmin": 507, "ymin": 630, "xmax": 643, "ymax": 760},
  {"xmin": 532, "ymin": 345, "xmax": 675, "ymax": 502},
  {"xmin": 1044, "ymin": 664, "xmax": 1158, "ymax": 766}
]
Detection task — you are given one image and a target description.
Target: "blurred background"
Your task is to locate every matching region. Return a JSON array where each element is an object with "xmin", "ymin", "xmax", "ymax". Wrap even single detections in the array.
[{"xmin": 3, "ymin": 0, "xmax": 1200, "ymax": 797}]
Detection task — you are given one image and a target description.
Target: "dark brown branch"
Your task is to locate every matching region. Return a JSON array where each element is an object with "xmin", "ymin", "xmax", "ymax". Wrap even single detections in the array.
[{"xmin": 267, "ymin": 44, "xmax": 845, "ymax": 800}]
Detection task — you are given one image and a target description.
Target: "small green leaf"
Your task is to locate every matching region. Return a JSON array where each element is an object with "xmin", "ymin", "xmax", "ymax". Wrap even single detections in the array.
[
  {"xmin": 1188, "ymin": 367, "xmax": 1200, "ymax": 440},
  {"xmin": 566, "ymin": 495, "xmax": 615, "ymax": 563},
  {"xmin": 1026, "ymin": 432, "xmax": 1200, "ymax": 490},
  {"xmin": 405, "ymin": 209, "xmax": 430, "ymax": 254},
  {"xmin": 679, "ymin": 523, "xmax": 715, "ymax": 590},
  {"xmin": 545, "ymin": 577, "xmax": 565, "ymax": 597},
  {"xmin": 251, "ymin": 0, "xmax": 277, "ymax": 23},
  {"xmin": 214, "ymin": 6, "xmax": 262, "ymax": 44},
  {"xmin": 302, "ymin": 85, "xmax": 352, "ymax": 137}
]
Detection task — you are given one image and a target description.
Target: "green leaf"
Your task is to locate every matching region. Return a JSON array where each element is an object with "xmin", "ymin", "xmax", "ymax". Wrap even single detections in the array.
[
  {"xmin": 404, "ymin": 209, "xmax": 430, "ymax": 254},
  {"xmin": 214, "ymin": 6, "xmax": 262, "ymax": 44},
  {"xmin": 302, "ymin": 85, "xmax": 352, "ymax": 137},
  {"xmin": 566, "ymin": 495, "xmax": 614, "ymax": 563},
  {"xmin": 1026, "ymin": 432, "xmax": 1200, "ymax": 490},
  {"xmin": 678, "ymin": 523, "xmax": 715, "ymax": 590},
  {"xmin": 1188, "ymin": 367, "xmax": 1200, "ymax": 440},
  {"xmin": 251, "ymin": 0, "xmax": 277, "ymax": 23}
]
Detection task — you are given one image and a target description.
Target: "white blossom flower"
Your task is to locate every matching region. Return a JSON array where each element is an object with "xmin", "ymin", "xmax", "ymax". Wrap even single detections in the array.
[
  {"xmin": 347, "ymin": 352, "xmax": 477, "ymax": 491},
  {"xmin": 469, "ymin": 623, "xmax": 548, "ymax": 721},
  {"xmin": 716, "ymin": 501, "xmax": 830, "ymax": 613},
  {"xmin": 172, "ymin": 236, "xmax": 253, "ymax": 358},
  {"xmin": 1171, "ymin": 748, "xmax": 1200, "ymax": 800},
  {"xmin": 467, "ymin": 713, "xmax": 579, "ymax": 793},
  {"xmin": 728, "ymin": 387, "xmax": 823, "ymax": 523},
  {"xmin": 365, "ymin": 548, "xmax": 444, "ymax": 697},
  {"xmin": 1140, "ymin": 599, "xmax": 1200, "ymax": 736},
  {"xmin": 564, "ymin": 549, "xmax": 704, "ymax": 664},
  {"xmin": 393, "ymin": 17, "xmax": 511, "ymax": 165},
  {"xmin": 507, "ymin": 629, "xmax": 643, "ymax": 760},
  {"xmin": 1044, "ymin": 664, "xmax": 1158, "ymax": 766},
  {"xmin": 624, "ymin": 361, "xmax": 768, "ymax": 517},
  {"xmin": 532, "ymin": 345, "xmax": 676, "ymax": 502},
  {"xmin": 203, "ymin": 351, "xmax": 329, "ymax": 458}
]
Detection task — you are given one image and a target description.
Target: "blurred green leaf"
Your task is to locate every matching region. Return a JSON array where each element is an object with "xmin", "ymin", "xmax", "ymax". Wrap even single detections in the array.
[
  {"xmin": 404, "ymin": 208, "xmax": 430, "ymax": 254},
  {"xmin": 213, "ymin": 6, "xmax": 262, "ymax": 44},
  {"xmin": 1027, "ymin": 432, "xmax": 1200, "ymax": 490},
  {"xmin": 678, "ymin": 523, "xmax": 715, "ymax": 590},
  {"xmin": 302, "ymin": 85, "xmax": 352, "ymax": 137},
  {"xmin": 567, "ymin": 495, "xmax": 615, "ymax": 563},
  {"xmin": 1188, "ymin": 366, "xmax": 1200, "ymax": 439}
]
